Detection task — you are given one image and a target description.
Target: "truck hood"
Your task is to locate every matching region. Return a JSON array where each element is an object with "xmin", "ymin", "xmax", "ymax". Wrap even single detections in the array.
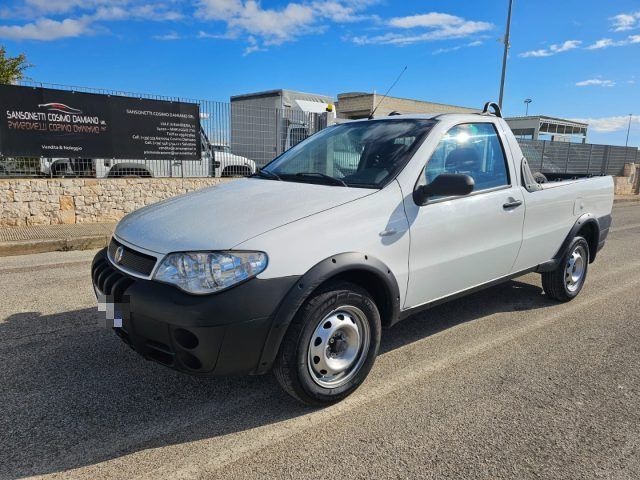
[{"xmin": 114, "ymin": 178, "xmax": 374, "ymax": 254}]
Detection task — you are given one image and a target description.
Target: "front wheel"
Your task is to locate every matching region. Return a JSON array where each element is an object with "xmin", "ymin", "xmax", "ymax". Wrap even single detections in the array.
[
  {"xmin": 274, "ymin": 282, "xmax": 381, "ymax": 406},
  {"xmin": 542, "ymin": 236, "xmax": 589, "ymax": 302}
]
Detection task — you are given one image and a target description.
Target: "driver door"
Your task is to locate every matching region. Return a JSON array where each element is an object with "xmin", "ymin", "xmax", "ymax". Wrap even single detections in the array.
[{"xmin": 403, "ymin": 122, "xmax": 525, "ymax": 309}]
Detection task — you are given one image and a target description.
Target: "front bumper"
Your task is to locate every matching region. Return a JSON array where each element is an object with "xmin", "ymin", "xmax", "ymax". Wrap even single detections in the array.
[{"xmin": 92, "ymin": 248, "xmax": 299, "ymax": 376}]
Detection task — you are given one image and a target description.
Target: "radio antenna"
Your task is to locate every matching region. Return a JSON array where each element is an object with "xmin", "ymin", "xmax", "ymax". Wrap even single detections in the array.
[{"xmin": 369, "ymin": 66, "xmax": 407, "ymax": 119}]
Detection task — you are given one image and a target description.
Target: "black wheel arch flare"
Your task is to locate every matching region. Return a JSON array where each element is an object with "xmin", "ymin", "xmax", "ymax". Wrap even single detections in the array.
[
  {"xmin": 254, "ymin": 252, "xmax": 401, "ymax": 375},
  {"xmin": 537, "ymin": 212, "xmax": 609, "ymax": 273}
]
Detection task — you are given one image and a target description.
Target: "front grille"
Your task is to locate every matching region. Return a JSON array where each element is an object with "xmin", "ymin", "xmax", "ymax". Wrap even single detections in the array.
[
  {"xmin": 108, "ymin": 238, "xmax": 157, "ymax": 276},
  {"xmin": 92, "ymin": 257, "xmax": 134, "ymax": 300}
]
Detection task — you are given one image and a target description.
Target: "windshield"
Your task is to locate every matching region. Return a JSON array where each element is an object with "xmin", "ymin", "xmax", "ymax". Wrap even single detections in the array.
[{"xmin": 263, "ymin": 119, "xmax": 435, "ymax": 188}]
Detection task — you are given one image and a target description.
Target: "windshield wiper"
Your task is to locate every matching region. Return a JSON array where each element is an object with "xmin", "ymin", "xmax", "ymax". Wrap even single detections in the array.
[
  {"xmin": 251, "ymin": 169, "xmax": 281, "ymax": 181},
  {"xmin": 293, "ymin": 172, "xmax": 348, "ymax": 187}
]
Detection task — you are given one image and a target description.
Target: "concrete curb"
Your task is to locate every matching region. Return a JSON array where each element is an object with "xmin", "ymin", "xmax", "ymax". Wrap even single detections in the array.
[
  {"xmin": 0, "ymin": 234, "xmax": 111, "ymax": 257},
  {"xmin": 613, "ymin": 198, "xmax": 640, "ymax": 206}
]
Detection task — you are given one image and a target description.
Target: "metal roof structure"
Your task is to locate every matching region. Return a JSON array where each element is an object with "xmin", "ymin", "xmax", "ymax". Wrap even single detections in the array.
[{"xmin": 505, "ymin": 115, "xmax": 588, "ymax": 143}]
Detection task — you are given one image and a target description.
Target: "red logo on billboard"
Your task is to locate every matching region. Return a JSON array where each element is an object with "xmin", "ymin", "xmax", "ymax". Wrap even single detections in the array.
[{"xmin": 38, "ymin": 103, "xmax": 83, "ymax": 115}]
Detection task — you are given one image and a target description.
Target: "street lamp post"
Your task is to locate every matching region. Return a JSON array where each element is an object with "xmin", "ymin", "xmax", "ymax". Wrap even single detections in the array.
[
  {"xmin": 625, "ymin": 113, "xmax": 632, "ymax": 147},
  {"xmin": 498, "ymin": 0, "xmax": 514, "ymax": 110},
  {"xmin": 524, "ymin": 98, "xmax": 532, "ymax": 116}
]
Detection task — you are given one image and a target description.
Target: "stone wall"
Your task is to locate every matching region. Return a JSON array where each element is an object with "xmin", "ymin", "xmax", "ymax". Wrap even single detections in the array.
[{"xmin": 0, "ymin": 178, "xmax": 233, "ymax": 227}]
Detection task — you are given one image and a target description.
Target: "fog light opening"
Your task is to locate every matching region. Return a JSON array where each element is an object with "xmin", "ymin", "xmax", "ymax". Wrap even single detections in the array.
[
  {"xmin": 174, "ymin": 328, "xmax": 199, "ymax": 350},
  {"xmin": 178, "ymin": 352, "xmax": 202, "ymax": 371}
]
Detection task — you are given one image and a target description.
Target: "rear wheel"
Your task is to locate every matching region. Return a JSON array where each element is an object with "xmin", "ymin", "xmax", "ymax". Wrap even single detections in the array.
[
  {"xmin": 274, "ymin": 282, "xmax": 381, "ymax": 406},
  {"xmin": 542, "ymin": 236, "xmax": 589, "ymax": 302}
]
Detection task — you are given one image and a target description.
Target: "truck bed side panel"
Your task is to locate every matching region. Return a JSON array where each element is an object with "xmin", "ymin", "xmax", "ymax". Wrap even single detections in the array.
[{"xmin": 512, "ymin": 176, "xmax": 614, "ymax": 272}]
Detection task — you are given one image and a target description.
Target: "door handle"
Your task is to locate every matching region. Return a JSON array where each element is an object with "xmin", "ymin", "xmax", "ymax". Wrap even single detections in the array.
[
  {"xmin": 379, "ymin": 228, "xmax": 397, "ymax": 237},
  {"xmin": 503, "ymin": 199, "xmax": 523, "ymax": 209}
]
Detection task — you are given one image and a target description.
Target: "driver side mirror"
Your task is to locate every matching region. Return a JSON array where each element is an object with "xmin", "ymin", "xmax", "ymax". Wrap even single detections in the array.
[{"xmin": 414, "ymin": 173, "xmax": 475, "ymax": 205}]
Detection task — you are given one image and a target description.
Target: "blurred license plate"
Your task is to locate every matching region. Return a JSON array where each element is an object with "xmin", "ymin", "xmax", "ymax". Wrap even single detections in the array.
[{"xmin": 94, "ymin": 286, "xmax": 122, "ymax": 328}]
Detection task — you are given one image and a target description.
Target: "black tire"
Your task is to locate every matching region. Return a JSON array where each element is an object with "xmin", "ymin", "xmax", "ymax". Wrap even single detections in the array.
[
  {"xmin": 274, "ymin": 282, "xmax": 381, "ymax": 406},
  {"xmin": 533, "ymin": 172, "xmax": 548, "ymax": 184},
  {"xmin": 542, "ymin": 236, "xmax": 589, "ymax": 302}
]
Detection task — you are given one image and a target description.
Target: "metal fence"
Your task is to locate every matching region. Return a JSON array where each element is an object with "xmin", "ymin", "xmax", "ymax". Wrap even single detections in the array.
[
  {"xmin": 0, "ymin": 81, "xmax": 329, "ymax": 179},
  {"xmin": 1, "ymin": 81, "xmax": 638, "ymax": 180},
  {"xmin": 517, "ymin": 139, "xmax": 639, "ymax": 176}
]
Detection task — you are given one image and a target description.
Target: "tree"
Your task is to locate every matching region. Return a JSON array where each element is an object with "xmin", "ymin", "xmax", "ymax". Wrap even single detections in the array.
[{"xmin": 0, "ymin": 46, "xmax": 32, "ymax": 84}]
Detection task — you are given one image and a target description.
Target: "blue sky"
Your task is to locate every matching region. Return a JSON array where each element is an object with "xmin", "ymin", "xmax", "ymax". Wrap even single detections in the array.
[{"xmin": 1, "ymin": 0, "xmax": 639, "ymax": 146}]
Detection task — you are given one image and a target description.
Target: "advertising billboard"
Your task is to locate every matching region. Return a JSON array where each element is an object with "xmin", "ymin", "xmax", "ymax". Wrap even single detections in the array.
[{"xmin": 0, "ymin": 85, "xmax": 201, "ymax": 160}]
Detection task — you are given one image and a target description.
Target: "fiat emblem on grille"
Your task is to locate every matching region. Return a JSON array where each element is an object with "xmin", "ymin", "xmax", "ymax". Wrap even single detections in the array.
[{"xmin": 114, "ymin": 246, "xmax": 125, "ymax": 264}]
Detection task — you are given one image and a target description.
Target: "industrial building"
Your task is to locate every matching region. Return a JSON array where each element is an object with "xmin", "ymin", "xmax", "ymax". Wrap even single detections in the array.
[
  {"xmin": 505, "ymin": 116, "xmax": 588, "ymax": 143},
  {"xmin": 229, "ymin": 89, "xmax": 592, "ymax": 168},
  {"xmin": 335, "ymin": 93, "xmax": 589, "ymax": 144},
  {"xmin": 336, "ymin": 92, "xmax": 478, "ymax": 119}
]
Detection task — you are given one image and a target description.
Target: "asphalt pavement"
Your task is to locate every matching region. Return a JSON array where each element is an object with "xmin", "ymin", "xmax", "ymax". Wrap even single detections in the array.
[{"xmin": 0, "ymin": 204, "xmax": 638, "ymax": 479}]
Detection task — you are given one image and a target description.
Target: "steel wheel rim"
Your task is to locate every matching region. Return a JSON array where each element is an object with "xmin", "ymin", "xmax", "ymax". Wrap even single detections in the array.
[
  {"xmin": 565, "ymin": 245, "xmax": 587, "ymax": 292},
  {"xmin": 307, "ymin": 305, "xmax": 370, "ymax": 389}
]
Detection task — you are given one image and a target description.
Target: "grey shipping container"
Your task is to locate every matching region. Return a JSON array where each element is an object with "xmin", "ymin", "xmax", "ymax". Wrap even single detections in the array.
[{"xmin": 230, "ymin": 89, "xmax": 334, "ymax": 167}]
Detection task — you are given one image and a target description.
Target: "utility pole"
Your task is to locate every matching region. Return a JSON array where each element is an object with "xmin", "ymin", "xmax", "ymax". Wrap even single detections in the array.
[
  {"xmin": 524, "ymin": 98, "xmax": 532, "ymax": 116},
  {"xmin": 625, "ymin": 113, "xmax": 632, "ymax": 147},
  {"xmin": 498, "ymin": 0, "xmax": 514, "ymax": 110}
]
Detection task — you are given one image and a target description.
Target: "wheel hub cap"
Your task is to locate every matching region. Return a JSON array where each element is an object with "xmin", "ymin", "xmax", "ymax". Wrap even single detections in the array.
[
  {"xmin": 565, "ymin": 245, "xmax": 587, "ymax": 292},
  {"xmin": 307, "ymin": 306, "xmax": 370, "ymax": 388}
]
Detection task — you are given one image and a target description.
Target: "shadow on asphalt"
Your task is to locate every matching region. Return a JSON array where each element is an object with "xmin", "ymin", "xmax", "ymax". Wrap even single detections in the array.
[{"xmin": 0, "ymin": 278, "xmax": 554, "ymax": 477}]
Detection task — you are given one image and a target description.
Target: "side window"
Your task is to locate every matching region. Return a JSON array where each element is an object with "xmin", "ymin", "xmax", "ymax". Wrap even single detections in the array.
[{"xmin": 423, "ymin": 123, "xmax": 510, "ymax": 192}]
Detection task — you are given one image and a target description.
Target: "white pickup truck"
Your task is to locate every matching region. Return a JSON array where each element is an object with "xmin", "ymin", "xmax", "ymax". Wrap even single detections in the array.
[{"xmin": 92, "ymin": 102, "xmax": 613, "ymax": 406}]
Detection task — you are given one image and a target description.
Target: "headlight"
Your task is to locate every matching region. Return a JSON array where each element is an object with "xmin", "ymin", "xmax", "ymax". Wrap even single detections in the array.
[{"xmin": 153, "ymin": 251, "xmax": 268, "ymax": 294}]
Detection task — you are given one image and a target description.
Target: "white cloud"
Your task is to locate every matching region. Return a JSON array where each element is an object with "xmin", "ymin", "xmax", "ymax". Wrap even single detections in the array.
[
  {"xmin": 92, "ymin": 4, "xmax": 183, "ymax": 21},
  {"xmin": 610, "ymin": 11, "xmax": 640, "ymax": 32},
  {"xmin": 195, "ymin": 0, "xmax": 376, "ymax": 50},
  {"xmin": 153, "ymin": 30, "xmax": 180, "ymax": 40},
  {"xmin": 0, "ymin": 1, "xmax": 493, "ymax": 52},
  {"xmin": 351, "ymin": 12, "xmax": 492, "ymax": 46},
  {"xmin": 197, "ymin": 0, "xmax": 241, "ymax": 21},
  {"xmin": 586, "ymin": 38, "xmax": 620, "ymax": 49},
  {"xmin": 389, "ymin": 12, "xmax": 464, "ymax": 29},
  {"xmin": 0, "ymin": 16, "xmax": 91, "ymax": 40},
  {"xmin": 519, "ymin": 40, "xmax": 581, "ymax": 58},
  {"xmin": 586, "ymin": 34, "xmax": 640, "ymax": 49},
  {"xmin": 227, "ymin": 2, "xmax": 318, "ymax": 46},
  {"xmin": 576, "ymin": 79, "xmax": 615, "ymax": 87},
  {"xmin": 572, "ymin": 115, "xmax": 639, "ymax": 133},
  {"xmin": 433, "ymin": 39, "xmax": 483, "ymax": 55},
  {"xmin": 23, "ymin": 0, "xmax": 121, "ymax": 15},
  {"xmin": 311, "ymin": 0, "xmax": 376, "ymax": 23},
  {"xmin": 197, "ymin": 30, "xmax": 236, "ymax": 39},
  {"xmin": 242, "ymin": 35, "xmax": 265, "ymax": 55},
  {"xmin": 0, "ymin": 1, "xmax": 184, "ymax": 41}
]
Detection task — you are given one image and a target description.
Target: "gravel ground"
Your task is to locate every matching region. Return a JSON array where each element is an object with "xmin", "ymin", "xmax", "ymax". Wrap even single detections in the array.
[{"xmin": 0, "ymin": 204, "xmax": 638, "ymax": 480}]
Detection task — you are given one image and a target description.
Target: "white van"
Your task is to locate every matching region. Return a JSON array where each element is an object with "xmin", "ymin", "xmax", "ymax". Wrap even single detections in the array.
[{"xmin": 39, "ymin": 129, "xmax": 256, "ymax": 178}]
